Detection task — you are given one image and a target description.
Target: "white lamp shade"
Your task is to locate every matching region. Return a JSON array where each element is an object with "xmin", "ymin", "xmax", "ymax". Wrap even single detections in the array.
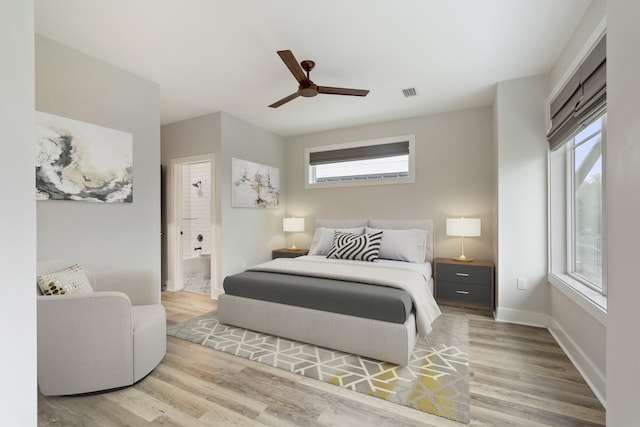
[
  {"xmin": 446, "ymin": 218, "xmax": 481, "ymax": 237},
  {"xmin": 283, "ymin": 217, "xmax": 305, "ymax": 232}
]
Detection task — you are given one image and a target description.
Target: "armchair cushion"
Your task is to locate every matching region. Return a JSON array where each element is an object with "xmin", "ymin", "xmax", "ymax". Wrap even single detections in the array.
[{"xmin": 37, "ymin": 264, "xmax": 93, "ymax": 296}]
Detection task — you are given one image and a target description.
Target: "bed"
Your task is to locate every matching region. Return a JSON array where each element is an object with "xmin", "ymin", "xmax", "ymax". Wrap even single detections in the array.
[{"xmin": 218, "ymin": 219, "xmax": 441, "ymax": 365}]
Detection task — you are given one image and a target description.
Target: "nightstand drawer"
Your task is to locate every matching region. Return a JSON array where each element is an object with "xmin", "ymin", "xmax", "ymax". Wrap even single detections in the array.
[
  {"xmin": 436, "ymin": 263, "xmax": 491, "ymax": 286},
  {"xmin": 436, "ymin": 281, "xmax": 491, "ymax": 306}
]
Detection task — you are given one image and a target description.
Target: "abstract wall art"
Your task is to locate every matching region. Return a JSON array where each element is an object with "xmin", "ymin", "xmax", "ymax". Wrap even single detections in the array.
[
  {"xmin": 231, "ymin": 158, "xmax": 280, "ymax": 208},
  {"xmin": 35, "ymin": 111, "xmax": 133, "ymax": 203}
]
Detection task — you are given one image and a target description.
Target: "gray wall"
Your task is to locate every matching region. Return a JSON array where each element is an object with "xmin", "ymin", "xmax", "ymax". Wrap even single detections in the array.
[
  {"xmin": 494, "ymin": 75, "xmax": 549, "ymax": 325},
  {"xmin": 35, "ymin": 36, "xmax": 161, "ymax": 280},
  {"xmin": 220, "ymin": 113, "xmax": 287, "ymax": 279},
  {"xmin": 1, "ymin": 1, "xmax": 37, "ymax": 423},
  {"xmin": 161, "ymin": 112, "xmax": 222, "ymax": 162},
  {"xmin": 161, "ymin": 112, "xmax": 222, "ymax": 294},
  {"xmin": 161, "ymin": 112, "xmax": 286, "ymax": 297},
  {"xmin": 284, "ymin": 107, "xmax": 495, "ymax": 261}
]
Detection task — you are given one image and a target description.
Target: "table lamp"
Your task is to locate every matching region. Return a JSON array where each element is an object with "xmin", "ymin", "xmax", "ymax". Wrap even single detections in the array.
[
  {"xmin": 283, "ymin": 217, "xmax": 305, "ymax": 250},
  {"xmin": 446, "ymin": 217, "xmax": 481, "ymax": 262}
]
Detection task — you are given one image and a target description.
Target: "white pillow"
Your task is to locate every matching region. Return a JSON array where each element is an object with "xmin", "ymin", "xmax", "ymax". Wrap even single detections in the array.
[
  {"xmin": 366, "ymin": 227, "xmax": 428, "ymax": 263},
  {"xmin": 37, "ymin": 264, "xmax": 94, "ymax": 296},
  {"xmin": 308, "ymin": 227, "xmax": 365, "ymax": 255}
]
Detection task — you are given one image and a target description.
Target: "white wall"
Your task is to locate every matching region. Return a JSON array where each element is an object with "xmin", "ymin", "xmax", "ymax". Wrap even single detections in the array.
[
  {"xmin": 182, "ymin": 162, "xmax": 212, "ymax": 257},
  {"xmin": 606, "ymin": 2, "xmax": 640, "ymax": 424},
  {"xmin": 35, "ymin": 36, "xmax": 161, "ymax": 279},
  {"xmin": 284, "ymin": 108, "xmax": 495, "ymax": 261},
  {"xmin": 0, "ymin": 1, "xmax": 37, "ymax": 424},
  {"xmin": 494, "ymin": 75, "xmax": 549, "ymax": 326},
  {"xmin": 161, "ymin": 112, "xmax": 286, "ymax": 296}
]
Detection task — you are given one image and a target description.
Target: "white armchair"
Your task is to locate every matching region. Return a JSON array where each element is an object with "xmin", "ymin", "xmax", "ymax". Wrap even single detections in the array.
[{"xmin": 37, "ymin": 259, "xmax": 166, "ymax": 396}]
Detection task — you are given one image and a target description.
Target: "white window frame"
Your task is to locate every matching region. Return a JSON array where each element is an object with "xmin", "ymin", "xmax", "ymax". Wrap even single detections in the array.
[
  {"xmin": 546, "ymin": 25, "xmax": 608, "ymax": 317},
  {"xmin": 566, "ymin": 116, "xmax": 606, "ymax": 295},
  {"xmin": 304, "ymin": 135, "xmax": 416, "ymax": 189},
  {"xmin": 548, "ymin": 114, "xmax": 607, "ymax": 316}
]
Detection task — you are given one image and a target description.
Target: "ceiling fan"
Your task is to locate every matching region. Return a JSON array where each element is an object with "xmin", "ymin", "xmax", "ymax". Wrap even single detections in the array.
[{"xmin": 269, "ymin": 50, "xmax": 369, "ymax": 108}]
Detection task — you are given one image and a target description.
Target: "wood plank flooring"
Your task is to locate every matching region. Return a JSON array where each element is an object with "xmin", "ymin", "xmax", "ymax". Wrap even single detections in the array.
[{"xmin": 38, "ymin": 291, "xmax": 605, "ymax": 426}]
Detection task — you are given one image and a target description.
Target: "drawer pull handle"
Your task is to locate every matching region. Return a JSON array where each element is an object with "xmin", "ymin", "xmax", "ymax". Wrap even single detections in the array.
[
  {"xmin": 456, "ymin": 290, "xmax": 470, "ymax": 295},
  {"xmin": 456, "ymin": 273, "xmax": 470, "ymax": 277}
]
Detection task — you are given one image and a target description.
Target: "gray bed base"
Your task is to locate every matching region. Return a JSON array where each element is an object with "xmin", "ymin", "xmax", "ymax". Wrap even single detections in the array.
[{"xmin": 218, "ymin": 287, "xmax": 426, "ymax": 365}]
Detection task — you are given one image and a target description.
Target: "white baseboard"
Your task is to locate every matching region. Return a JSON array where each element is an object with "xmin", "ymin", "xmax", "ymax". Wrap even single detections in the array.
[
  {"xmin": 495, "ymin": 306, "xmax": 606, "ymax": 408},
  {"xmin": 165, "ymin": 279, "xmax": 183, "ymax": 292},
  {"xmin": 548, "ymin": 317, "xmax": 606, "ymax": 408},
  {"xmin": 494, "ymin": 307, "xmax": 550, "ymax": 328}
]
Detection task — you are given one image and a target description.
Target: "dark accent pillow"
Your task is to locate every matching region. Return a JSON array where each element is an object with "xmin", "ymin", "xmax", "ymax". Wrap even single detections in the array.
[{"xmin": 326, "ymin": 231, "xmax": 383, "ymax": 262}]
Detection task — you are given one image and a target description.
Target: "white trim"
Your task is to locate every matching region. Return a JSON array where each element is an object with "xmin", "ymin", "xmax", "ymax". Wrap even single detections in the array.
[
  {"xmin": 167, "ymin": 153, "xmax": 217, "ymax": 297},
  {"xmin": 565, "ymin": 116, "xmax": 607, "ymax": 295},
  {"xmin": 495, "ymin": 298, "xmax": 607, "ymax": 409},
  {"xmin": 494, "ymin": 307, "xmax": 550, "ymax": 328},
  {"xmin": 548, "ymin": 274, "xmax": 607, "ymax": 325},
  {"xmin": 304, "ymin": 134, "xmax": 416, "ymax": 189},
  {"xmin": 548, "ymin": 317, "xmax": 606, "ymax": 408}
]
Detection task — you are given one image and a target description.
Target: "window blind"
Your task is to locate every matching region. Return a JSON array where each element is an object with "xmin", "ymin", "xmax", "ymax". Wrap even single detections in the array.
[
  {"xmin": 547, "ymin": 35, "xmax": 606, "ymax": 151},
  {"xmin": 309, "ymin": 141, "xmax": 409, "ymax": 165}
]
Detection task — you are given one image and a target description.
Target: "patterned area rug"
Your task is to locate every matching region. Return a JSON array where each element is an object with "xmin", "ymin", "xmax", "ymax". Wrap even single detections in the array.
[{"xmin": 167, "ymin": 311, "xmax": 470, "ymax": 424}]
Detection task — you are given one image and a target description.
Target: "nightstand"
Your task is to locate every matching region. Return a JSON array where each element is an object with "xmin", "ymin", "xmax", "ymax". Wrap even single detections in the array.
[
  {"xmin": 272, "ymin": 248, "xmax": 309, "ymax": 259},
  {"xmin": 434, "ymin": 257, "xmax": 494, "ymax": 309}
]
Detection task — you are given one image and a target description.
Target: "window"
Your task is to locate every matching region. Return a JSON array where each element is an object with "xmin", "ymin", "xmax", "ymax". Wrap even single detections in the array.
[
  {"xmin": 305, "ymin": 135, "xmax": 415, "ymax": 188},
  {"xmin": 570, "ymin": 115, "xmax": 605, "ymax": 292},
  {"xmin": 548, "ymin": 34, "xmax": 606, "ymax": 308}
]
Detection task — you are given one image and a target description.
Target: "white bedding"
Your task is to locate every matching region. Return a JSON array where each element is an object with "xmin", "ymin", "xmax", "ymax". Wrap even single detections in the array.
[
  {"xmin": 300, "ymin": 255, "xmax": 433, "ymax": 283},
  {"xmin": 248, "ymin": 256, "xmax": 441, "ymax": 336}
]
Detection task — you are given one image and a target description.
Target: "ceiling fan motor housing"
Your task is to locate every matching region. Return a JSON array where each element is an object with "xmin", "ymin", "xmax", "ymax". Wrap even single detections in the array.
[{"xmin": 299, "ymin": 83, "xmax": 318, "ymax": 97}]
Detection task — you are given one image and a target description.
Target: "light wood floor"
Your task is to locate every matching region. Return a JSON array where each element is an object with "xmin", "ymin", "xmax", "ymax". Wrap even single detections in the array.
[{"xmin": 38, "ymin": 291, "xmax": 605, "ymax": 426}]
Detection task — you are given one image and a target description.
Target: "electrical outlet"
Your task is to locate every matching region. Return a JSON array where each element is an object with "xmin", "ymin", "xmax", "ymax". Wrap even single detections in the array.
[{"xmin": 517, "ymin": 277, "xmax": 528, "ymax": 290}]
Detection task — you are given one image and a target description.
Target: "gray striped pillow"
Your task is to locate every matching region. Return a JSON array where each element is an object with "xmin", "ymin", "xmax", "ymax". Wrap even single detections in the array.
[{"xmin": 326, "ymin": 231, "xmax": 383, "ymax": 262}]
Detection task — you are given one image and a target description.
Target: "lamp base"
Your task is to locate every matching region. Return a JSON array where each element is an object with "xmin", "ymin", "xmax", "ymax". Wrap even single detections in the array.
[
  {"xmin": 288, "ymin": 246, "xmax": 298, "ymax": 251},
  {"xmin": 453, "ymin": 256, "xmax": 474, "ymax": 262}
]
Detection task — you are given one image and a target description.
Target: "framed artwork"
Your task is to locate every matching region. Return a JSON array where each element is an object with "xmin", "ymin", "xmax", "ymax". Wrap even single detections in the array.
[
  {"xmin": 35, "ymin": 111, "xmax": 133, "ymax": 203},
  {"xmin": 231, "ymin": 158, "xmax": 280, "ymax": 208}
]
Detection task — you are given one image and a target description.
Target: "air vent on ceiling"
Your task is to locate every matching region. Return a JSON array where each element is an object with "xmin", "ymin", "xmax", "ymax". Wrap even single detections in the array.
[{"xmin": 402, "ymin": 87, "xmax": 417, "ymax": 97}]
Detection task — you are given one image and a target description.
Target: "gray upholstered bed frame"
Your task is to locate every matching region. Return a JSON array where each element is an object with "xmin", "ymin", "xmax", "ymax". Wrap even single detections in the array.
[{"xmin": 218, "ymin": 219, "xmax": 435, "ymax": 365}]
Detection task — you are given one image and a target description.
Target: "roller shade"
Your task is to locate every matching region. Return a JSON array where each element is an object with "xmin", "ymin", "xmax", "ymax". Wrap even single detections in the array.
[
  {"xmin": 547, "ymin": 35, "xmax": 606, "ymax": 150},
  {"xmin": 309, "ymin": 141, "xmax": 410, "ymax": 165}
]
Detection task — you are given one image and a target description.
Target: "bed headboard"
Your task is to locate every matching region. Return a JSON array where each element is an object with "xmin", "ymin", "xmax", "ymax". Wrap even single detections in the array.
[{"xmin": 314, "ymin": 218, "xmax": 435, "ymax": 263}]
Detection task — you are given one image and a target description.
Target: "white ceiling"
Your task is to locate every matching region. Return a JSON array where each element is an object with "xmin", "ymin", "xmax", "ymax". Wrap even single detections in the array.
[{"xmin": 35, "ymin": 0, "xmax": 591, "ymax": 137}]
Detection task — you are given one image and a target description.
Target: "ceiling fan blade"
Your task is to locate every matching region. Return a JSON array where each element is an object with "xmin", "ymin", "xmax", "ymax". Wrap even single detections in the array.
[
  {"xmin": 318, "ymin": 86, "xmax": 369, "ymax": 97},
  {"xmin": 277, "ymin": 50, "xmax": 309, "ymax": 85},
  {"xmin": 268, "ymin": 91, "xmax": 301, "ymax": 108}
]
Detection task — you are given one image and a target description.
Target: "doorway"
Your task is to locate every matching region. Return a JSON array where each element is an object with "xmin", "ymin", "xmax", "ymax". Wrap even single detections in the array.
[
  {"xmin": 181, "ymin": 161, "xmax": 212, "ymax": 294},
  {"xmin": 166, "ymin": 154, "xmax": 216, "ymax": 298}
]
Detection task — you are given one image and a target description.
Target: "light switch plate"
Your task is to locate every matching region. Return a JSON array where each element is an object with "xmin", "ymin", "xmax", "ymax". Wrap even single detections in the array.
[{"xmin": 517, "ymin": 277, "xmax": 528, "ymax": 290}]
